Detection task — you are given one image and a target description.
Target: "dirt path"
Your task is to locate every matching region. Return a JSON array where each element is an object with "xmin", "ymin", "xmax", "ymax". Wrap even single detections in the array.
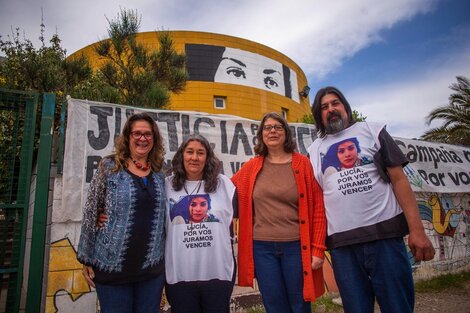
[
  {"xmin": 412, "ymin": 280, "xmax": 470, "ymax": 313},
  {"xmin": 230, "ymin": 280, "xmax": 470, "ymax": 313},
  {"xmin": 316, "ymin": 280, "xmax": 470, "ymax": 313}
]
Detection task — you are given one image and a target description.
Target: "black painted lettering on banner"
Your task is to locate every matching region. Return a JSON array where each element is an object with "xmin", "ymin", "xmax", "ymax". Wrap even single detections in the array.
[
  {"xmin": 157, "ymin": 112, "xmax": 180, "ymax": 151},
  {"xmin": 181, "ymin": 114, "xmax": 190, "ymax": 143},
  {"xmin": 86, "ymin": 156, "xmax": 102, "ymax": 183},
  {"xmin": 251, "ymin": 124, "xmax": 258, "ymax": 146},
  {"xmin": 194, "ymin": 117, "xmax": 215, "ymax": 132},
  {"xmin": 296, "ymin": 127, "xmax": 311, "ymax": 155},
  {"xmin": 230, "ymin": 161, "xmax": 245, "ymax": 174},
  {"xmin": 194, "ymin": 117, "xmax": 216, "ymax": 150},
  {"xmin": 464, "ymin": 150, "xmax": 470, "ymax": 163},
  {"xmin": 125, "ymin": 108, "xmax": 135, "ymax": 119},
  {"xmin": 220, "ymin": 121, "xmax": 228, "ymax": 154},
  {"xmin": 114, "ymin": 107, "xmax": 121, "ymax": 144},
  {"xmin": 394, "ymin": 139, "xmax": 466, "ymax": 169},
  {"xmin": 88, "ymin": 106, "xmax": 113, "ymax": 150},
  {"xmin": 230, "ymin": 123, "xmax": 253, "ymax": 156},
  {"xmin": 416, "ymin": 169, "xmax": 470, "ymax": 187}
]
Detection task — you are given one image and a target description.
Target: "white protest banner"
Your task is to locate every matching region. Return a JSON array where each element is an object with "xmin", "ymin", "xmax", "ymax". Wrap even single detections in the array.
[
  {"xmin": 61, "ymin": 98, "xmax": 470, "ymax": 222},
  {"xmin": 62, "ymin": 98, "xmax": 317, "ymax": 221},
  {"xmin": 395, "ymin": 137, "xmax": 470, "ymax": 193}
]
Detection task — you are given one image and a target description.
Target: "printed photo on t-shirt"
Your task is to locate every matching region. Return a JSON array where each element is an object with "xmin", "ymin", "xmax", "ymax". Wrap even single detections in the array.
[
  {"xmin": 320, "ymin": 137, "xmax": 373, "ymax": 176},
  {"xmin": 169, "ymin": 194, "xmax": 220, "ymax": 224}
]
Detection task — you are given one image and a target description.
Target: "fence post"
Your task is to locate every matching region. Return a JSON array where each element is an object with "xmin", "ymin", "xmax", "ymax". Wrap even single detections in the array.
[{"xmin": 25, "ymin": 93, "xmax": 55, "ymax": 312}]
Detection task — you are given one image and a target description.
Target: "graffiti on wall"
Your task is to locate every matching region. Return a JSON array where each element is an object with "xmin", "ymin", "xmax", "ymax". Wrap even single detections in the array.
[
  {"xmin": 46, "ymin": 238, "xmax": 96, "ymax": 313},
  {"xmin": 416, "ymin": 193, "xmax": 470, "ymax": 264}
]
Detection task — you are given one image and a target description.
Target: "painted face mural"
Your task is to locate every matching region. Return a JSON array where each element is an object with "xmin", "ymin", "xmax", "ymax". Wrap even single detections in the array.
[
  {"xmin": 215, "ymin": 47, "xmax": 285, "ymax": 94},
  {"xmin": 185, "ymin": 44, "xmax": 299, "ymax": 102}
]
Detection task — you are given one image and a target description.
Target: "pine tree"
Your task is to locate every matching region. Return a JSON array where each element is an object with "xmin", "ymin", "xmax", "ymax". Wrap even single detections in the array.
[{"xmin": 93, "ymin": 8, "xmax": 188, "ymax": 108}]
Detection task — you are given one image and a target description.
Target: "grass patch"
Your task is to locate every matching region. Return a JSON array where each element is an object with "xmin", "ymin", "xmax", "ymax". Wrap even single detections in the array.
[
  {"xmin": 312, "ymin": 295, "xmax": 343, "ymax": 312},
  {"xmin": 415, "ymin": 271, "xmax": 470, "ymax": 293},
  {"xmin": 245, "ymin": 295, "xmax": 342, "ymax": 313},
  {"xmin": 246, "ymin": 305, "xmax": 265, "ymax": 313}
]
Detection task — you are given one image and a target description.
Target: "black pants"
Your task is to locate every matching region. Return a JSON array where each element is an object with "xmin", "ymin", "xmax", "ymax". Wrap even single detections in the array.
[{"xmin": 166, "ymin": 279, "xmax": 234, "ymax": 313}]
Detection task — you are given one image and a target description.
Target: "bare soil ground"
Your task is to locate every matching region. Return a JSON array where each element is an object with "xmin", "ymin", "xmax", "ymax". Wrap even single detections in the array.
[
  {"xmin": 334, "ymin": 280, "xmax": 470, "ymax": 313},
  {"xmin": 161, "ymin": 279, "xmax": 470, "ymax": 312},
  {"xmin": 412, "ymin": 280, "xmax": 470, "ymax": 313},
  {"xmin": 230, "ymin": 280, "xmax": 470, "ymax": 313}
]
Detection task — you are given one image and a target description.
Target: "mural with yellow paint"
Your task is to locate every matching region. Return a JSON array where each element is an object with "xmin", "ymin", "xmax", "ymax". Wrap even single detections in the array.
[
  {"xmin": 46, "ymin": 238, "xmax": 96, "ymax": 313},
  {"xmin": 417, "ymin": 193, "xmax": 469, "ymax": 264}
]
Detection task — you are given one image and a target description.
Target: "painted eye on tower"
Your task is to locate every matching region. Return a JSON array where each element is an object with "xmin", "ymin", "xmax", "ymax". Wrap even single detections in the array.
[
  {"xmin": 264, "ymin": 76, "xmax": 279, "ymax": 89},
  {"xmin": 226, "ymin": 67, "xmax": 246, "ymax": 79}
]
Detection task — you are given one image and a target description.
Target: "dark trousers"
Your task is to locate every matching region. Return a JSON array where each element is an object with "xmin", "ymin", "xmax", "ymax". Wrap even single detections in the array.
[
  {"xmin": 330, "ymin": 238, "xmax": 414, "ymax": 313},
  {"xmin": 166, "ymin": 279, "xmax": 234, "ymax": 313},
  {"xmin": 95, "ymin": 274, "xmax": 165, "ymax": 313}
]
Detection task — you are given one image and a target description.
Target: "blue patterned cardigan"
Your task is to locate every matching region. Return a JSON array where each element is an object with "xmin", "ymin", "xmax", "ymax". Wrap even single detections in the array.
[{"xmin": 77, "ymin": 157, "xmax": 166, "ymax": 272}]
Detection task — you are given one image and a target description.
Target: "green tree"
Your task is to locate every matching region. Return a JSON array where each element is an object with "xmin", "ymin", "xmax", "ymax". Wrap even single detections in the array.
[
  {"xmin": 70, "ymin": 71, "xmax": 121, "ymax": 104},
  {"xmin": 94, "ymin": 8, "xmax": 188, "ymax": 108},
  {"xmin": 421, "ymin": 76, "xmax": 470, "ymax": 146},
  {"xmin": 0, "ymin": 24, "xmax": 92, "ymax": 101},
  {"xmin": 299, "ymin": 109, "xmax": 367, "ymax": 124},
  {"xmin": 352, "ymin": 109, "xmax": 367, "ymax": 122},
  {"xmin": 0, "ymin": 21, "xmax": 92, "ymax": 199}
]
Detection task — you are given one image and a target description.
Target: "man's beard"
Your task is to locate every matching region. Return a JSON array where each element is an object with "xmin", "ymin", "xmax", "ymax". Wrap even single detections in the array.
[{"xmin": 325, "ymin": 112, "xmax": 348, "ymax": 134}]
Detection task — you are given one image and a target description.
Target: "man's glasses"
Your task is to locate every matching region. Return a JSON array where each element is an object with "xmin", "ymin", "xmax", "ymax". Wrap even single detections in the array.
[
  {"xmin": 263, "ymin": 124, "xmax": 285, "ymax": 132},
  {"xmin": 130, "ymin": 131, "xmax": 153, "ymax": 140}
]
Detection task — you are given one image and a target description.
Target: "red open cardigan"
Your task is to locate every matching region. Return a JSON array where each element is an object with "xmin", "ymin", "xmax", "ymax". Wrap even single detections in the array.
[{"xmin": 231, "ymin": 152, "xmax": 327, "ymax": 302}]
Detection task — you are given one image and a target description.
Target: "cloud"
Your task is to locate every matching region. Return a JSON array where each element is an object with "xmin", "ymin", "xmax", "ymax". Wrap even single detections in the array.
[
  {"xmin": 144, "ymin": 0, "xmax": 437, "ymax": 79},
  {"xmin": 1, "ymin": 0, "xmax": 436, "ymax": 71},
  {"xmin": 348, "ymin": 41, "xmax": 470, "ymax": 139}
]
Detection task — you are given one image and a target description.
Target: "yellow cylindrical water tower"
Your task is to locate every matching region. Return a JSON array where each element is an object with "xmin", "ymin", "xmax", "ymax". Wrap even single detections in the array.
[{"xmin": 70, "ymin": 31, "xmax": 312, "ymax": 122}]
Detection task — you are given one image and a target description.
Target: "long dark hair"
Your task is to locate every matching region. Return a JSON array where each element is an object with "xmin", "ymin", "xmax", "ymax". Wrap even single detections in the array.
[
  {"xmin": 171, "ymin": 134, "xmax": 221, "ymax": 193},
  {"xmin": 254, "ymin": 112, "xmax": 296, "ymax": 156},
  {"xmin": 321, "ymin": 137, "xmax": 361, "ymax": 173},
  {"xmin": 312, "ymin": 86, "xmax": 354, "ymax": 138},
  {"xmin": 113, "ymin": 112, "xmax": 165, "ymax": 172}
]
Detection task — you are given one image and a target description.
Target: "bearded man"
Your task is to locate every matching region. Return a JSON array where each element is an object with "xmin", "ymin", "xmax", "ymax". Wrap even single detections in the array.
[{"xmin": 307, "ymin": 86, "xmax": 435, "ymax": 313}]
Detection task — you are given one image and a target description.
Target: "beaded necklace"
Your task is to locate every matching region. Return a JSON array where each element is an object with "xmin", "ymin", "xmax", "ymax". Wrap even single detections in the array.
[{"xmin": 132, "ymin": 159, "xmax": 150, "ymax": 171}]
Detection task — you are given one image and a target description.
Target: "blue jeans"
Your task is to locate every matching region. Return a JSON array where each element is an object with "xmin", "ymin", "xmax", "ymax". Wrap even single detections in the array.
[
  {"xmin": 253, "ymin": 240, "xmax": 311, "ymax": 313},
  {"xmin": 330, "ymin": 238, "xmax": 414, "ymax": 313},
  {"xmin": 95, "ymin": 274, "xmax": 165, "ymax": 313},
  {"xmin": 166, "ymin": 279, "xmax": 234, "ymax": 313}
]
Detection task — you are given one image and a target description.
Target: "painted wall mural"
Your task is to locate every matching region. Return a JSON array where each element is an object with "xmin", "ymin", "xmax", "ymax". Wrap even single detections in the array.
[
  {"xmin": 185, "ymin": 44, "xmax": 300, "ymax": 103},
  {"xmin": 46, "ymin": 238, "xmax": 96, "ymax": 313},
  {"xmin": 415, "ymin": 193, "xmax": 469, "ymax": 266}
]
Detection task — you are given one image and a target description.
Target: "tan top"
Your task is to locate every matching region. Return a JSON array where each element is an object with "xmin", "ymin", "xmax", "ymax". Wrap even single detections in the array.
[{"xmin": 252, "ymin": 159, "xmax": 299, "ymax": 241}]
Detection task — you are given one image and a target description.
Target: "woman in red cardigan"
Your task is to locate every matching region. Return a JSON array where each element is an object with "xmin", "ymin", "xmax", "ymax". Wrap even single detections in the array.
[{"xmin": 232, "ymin": 112, "xmax": 327, "ymax": 313}]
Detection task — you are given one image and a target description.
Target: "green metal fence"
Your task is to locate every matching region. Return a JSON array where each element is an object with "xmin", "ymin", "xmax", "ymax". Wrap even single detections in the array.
[{"xmin": 0, "ymin": 89, "xmax": 38, "ymax": 313}]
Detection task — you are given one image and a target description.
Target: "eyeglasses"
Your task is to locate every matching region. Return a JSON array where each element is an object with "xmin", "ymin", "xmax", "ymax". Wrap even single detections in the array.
[
  {"xmin": 263, "ymin": 124, "xmax": 285, "ymax": 132},
  {"xmin": 130, "ymin": 131, "xmax": 153, "ymax": 140}
]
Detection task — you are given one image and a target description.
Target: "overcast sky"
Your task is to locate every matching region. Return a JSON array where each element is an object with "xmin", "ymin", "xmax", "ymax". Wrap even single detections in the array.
[{"xmin": 1, "ymin": 0, "xmax": 469, "ymax": 138}]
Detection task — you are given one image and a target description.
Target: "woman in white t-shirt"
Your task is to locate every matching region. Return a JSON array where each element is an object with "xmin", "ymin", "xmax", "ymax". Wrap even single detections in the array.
[
  {"xmin": 96, "ymin": 134, "xmax": 237, "ymax": 313},
  {"xmin": 165, "ymin": 134, "xmax": 237, "ymax": 313}
]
